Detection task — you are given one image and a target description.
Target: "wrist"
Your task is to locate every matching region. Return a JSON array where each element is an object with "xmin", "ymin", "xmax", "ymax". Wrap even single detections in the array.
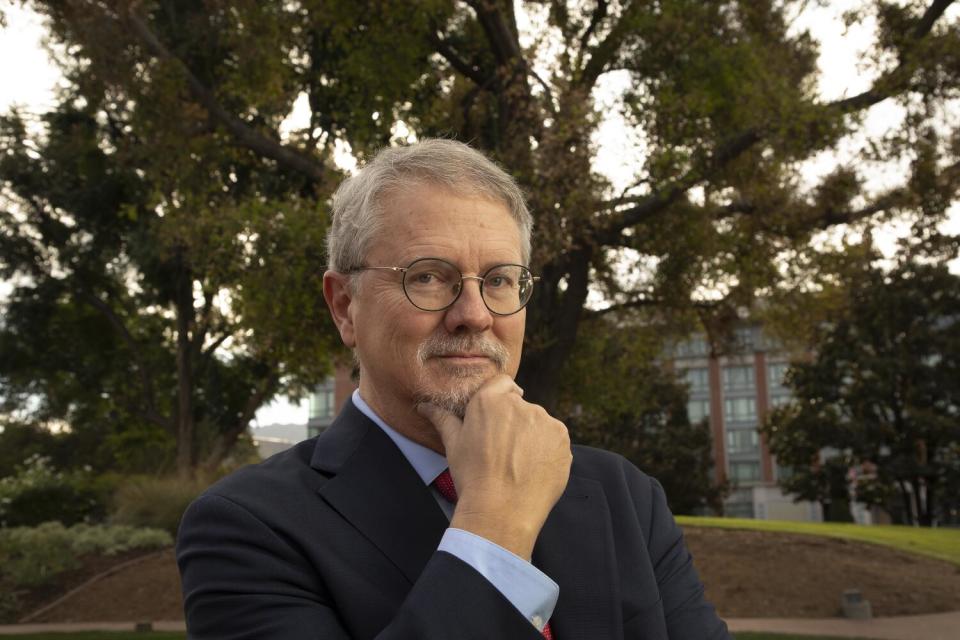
[{"xmin": 450, "ymin": 507, "xmax": 543, "ymax": 561}]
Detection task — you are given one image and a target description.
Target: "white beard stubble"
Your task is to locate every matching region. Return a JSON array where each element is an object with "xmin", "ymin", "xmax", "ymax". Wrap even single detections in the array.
[{"xmin": 413, "ymin": 332, "xmax": 510, "ymax": 418}]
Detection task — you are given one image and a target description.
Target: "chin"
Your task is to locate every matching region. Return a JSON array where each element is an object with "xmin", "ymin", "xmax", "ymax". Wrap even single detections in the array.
[{"xmin": 414, "ymin": 372, "xmax": 489, "ymax": 420}]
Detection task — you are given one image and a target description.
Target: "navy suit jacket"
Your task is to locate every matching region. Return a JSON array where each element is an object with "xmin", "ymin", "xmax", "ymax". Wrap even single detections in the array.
[{"xmin": 177, "ymin": 399, "xmax": 730, "ymax": 639}]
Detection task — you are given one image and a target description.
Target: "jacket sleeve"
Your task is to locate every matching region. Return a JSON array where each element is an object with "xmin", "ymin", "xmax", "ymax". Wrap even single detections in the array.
[
  {"xmin": 177, "ymin": 492, "xmax": 545, "ymax": 639},
  {"xmin": 626, "ymin": 465, "xmax": 731, "ymax": 640}
]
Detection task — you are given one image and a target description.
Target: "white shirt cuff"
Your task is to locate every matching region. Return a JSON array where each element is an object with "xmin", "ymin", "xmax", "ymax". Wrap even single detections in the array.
[{"xmin": 438, "ymin": 527, "xmax": 558, "ymax": 632}]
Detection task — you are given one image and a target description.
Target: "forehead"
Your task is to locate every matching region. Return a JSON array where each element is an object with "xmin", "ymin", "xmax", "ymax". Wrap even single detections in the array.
[{"xmin": 368, "ymin": 183, "xmax": 523, "ymax": 266}]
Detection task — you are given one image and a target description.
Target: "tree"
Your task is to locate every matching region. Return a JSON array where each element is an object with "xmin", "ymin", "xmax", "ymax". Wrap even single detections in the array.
[
  {"xmin": 2, "ymin": 1, "xmax": 960, "ymax": 467},
  {"xmin": 762, "ymin": 259, "xmax": 960, "ymax": 526},
  {"xmin": 557, "ymin": 314, "xmax": 726, "ymax": 513},
  {"xmin": 0, "ymin": 94, "xmax": 339, "ymax": 476}
]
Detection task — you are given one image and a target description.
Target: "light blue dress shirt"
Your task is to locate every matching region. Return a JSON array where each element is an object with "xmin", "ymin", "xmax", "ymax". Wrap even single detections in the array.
[{"xmin": 352, "ymin": 390, "xmax": 558, "ymax": 632}]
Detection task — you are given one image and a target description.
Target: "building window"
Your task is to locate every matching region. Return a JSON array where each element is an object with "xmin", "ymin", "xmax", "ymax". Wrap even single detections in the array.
[
  {"xmin": 687, "ymin": 399, "xmax": 711, "ymax": 424},
  {"xmin": 734, "ymin": 327, "xmax": 757, "ymax": 352},
  {"xmin": 683, "ymin": 367, "xmax": 710, "ymax": 394},
  {"xmin": 722, "ymin": 366, "xmax": 755, "ymax": 391},
  {"xmin": 727, "ymin": 429, "xmax": 760, "ymax": 454},
  {"xmin": 776, "ymin": 463, "xmax": 795, "ymax": 482},
  {"xmin": 729, "ymin": 461, "xmax": 762, "ymax": 483},
  {"xmin": 309, "ymin": 379, "xmax": 336, "ymax": 421},
  {"xmin": 768, "ymin": 362, "xmax": 790, "ymax": 389},
  {"xmin": 724, "ymin": 397, "xmax": 757, "ymax": 423},
  {"xmin": 675, "ymin": 335, "xmax": 709, "ymax": 358}
]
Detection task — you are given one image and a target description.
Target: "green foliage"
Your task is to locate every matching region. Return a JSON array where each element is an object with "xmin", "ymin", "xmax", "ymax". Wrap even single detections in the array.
[
  {"xmin": 0, "ymin": 423, "xmax": 69, "ymax": 479},
  {"xmin": 110, "ymin": 474, "xmax": 213, "ymax": 535},
  {"xmin": 559, "ymin": 314, "xmax": 727, "ymax": 514},
  {"xmin": 0, "ymin": 521, "xmax": 171, "ymax": 588},
  {"xmin": 0, "ymin": 74, "xmax": 339, "ymax": 474},
  {"xmin": 762, "ymin": 260, "xmax": 960, "ymax": 526},
  {"xmin": 2, "ymin": 0, "xmax": 959, "ymax": 475},
  {"xmin": 0, "ymin": 456, "xmax": 113, "ymax": 528}
]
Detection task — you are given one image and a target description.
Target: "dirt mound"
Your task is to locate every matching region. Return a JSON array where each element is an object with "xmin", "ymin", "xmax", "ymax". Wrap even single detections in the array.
[
  {"xmin": 21, "ymin": 527, "xmax": 960, "ymax": 623},
  {"xmin": 685, "ymin": 527, "xmax": 960, "ymax": 618}
]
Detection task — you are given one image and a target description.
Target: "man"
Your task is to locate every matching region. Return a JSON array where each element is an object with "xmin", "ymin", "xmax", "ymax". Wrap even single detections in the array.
[{"xmin": 177, "ymin": 139, "xmax": 730, "ymax": 639}]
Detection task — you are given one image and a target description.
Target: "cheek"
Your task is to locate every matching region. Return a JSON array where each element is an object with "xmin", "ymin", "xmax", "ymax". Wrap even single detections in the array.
[
  {"xmin": 361, "ymin": 293, "xmax": 438, "ymax": 357},
  {"xmin": 496, "ymin": 317, "xmax": 526, "ymax": 370}
]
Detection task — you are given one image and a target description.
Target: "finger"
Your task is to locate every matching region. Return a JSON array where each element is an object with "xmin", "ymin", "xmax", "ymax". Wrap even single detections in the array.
[
  {"xmin": 478, "ymin": 373, "xmax": 521, "ymax": 395},
  {"xmin": 416, "ymin": 401, "xmax": 463, "ymax": 443}
]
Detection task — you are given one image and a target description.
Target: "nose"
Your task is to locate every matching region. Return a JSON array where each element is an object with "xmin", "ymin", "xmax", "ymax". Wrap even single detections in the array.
[{"xmin": 443, "ymin": 276, "xmax": 493, "ymax": 334}]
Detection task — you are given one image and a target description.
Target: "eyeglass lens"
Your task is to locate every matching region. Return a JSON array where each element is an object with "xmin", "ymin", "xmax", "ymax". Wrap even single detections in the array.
[{"xmin": 402, "ymin": 258, "xmax": 533, "ymax": 314}]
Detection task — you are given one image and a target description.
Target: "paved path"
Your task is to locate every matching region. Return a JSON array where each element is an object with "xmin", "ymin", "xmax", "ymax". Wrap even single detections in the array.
[
  {"xmin": 728, "ymin": 610, "xmax": 960, "ymax": 638},
  {"xmin": 0, "ymin": 612, "xmax": 958, "ymax": 638}
]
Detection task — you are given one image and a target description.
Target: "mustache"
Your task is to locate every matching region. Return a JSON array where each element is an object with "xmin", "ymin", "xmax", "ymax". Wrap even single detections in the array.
[{"xmin": 416, "ymin": 333, "xmax": 509, "ymax": 371}]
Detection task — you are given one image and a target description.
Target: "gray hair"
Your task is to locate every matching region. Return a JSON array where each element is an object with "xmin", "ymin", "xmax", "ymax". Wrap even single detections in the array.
[{"xmin": 326, "ymin": 139, "xmax": 533, "ymax": 272}]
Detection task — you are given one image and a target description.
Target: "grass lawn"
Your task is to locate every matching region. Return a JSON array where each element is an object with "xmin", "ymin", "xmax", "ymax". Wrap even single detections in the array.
[{"xmin": 677, "ymin": 515, "xmax": 960, "ymax": 565}]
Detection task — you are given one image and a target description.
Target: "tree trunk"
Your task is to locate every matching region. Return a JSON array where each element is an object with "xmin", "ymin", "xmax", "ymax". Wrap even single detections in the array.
[
  {"xmin": 174, "ymin": 253, "xmax": 196, "ymax": 477},
  {"xmin": 518, "ymin": 248, "xmax": 592, "ymax": 411},
  {"xmin": 917, "ymin": 476, "xmax": 934, "ymax": 527},
  {"xmin": 202, "ymin": 433, "xmax": 234, "ymax": 473},
  {"xmin": 897, "ymin": 479, "xmax": 916, "ymax": 526},
  {"xmin": 201, "ymin": 374, "xmax": 278, "ymax": 472}
]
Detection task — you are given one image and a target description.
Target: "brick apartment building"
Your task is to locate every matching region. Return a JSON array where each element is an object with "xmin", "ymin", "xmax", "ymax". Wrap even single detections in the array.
[{"xmin": 671, "ymin": 325, "xmax": 823, "ymax": 521}]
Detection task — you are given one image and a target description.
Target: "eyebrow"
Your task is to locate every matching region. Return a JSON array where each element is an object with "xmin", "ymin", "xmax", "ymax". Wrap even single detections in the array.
[{"xmin": 404, "ymin": 256, "xmax": 527, "ymax": 271}]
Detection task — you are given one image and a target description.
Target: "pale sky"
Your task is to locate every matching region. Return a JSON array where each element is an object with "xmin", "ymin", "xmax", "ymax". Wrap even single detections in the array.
[{"xmin": 2, "ymin": 2, "xmax": 958, "ymax": 426}]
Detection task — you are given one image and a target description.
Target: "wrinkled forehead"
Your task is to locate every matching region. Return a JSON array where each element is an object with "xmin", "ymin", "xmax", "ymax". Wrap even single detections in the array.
[{"xmin": 367, "ymin": 180, "xmax": 524, "ymax": 255}]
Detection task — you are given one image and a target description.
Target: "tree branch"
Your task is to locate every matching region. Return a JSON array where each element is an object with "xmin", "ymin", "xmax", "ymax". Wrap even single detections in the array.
[
  {"xmin": 595, "ymin": 128, "xmax": 763, "ymax": 244},
  {"xmin": 588, "ymin": 296, "xmax": 722, "ymax": 318},
  {"xmin": 190, "ymin": 286, "xmax": 214, "ymax": 358},
  {"xmin": 75, "ymin": 290, "xmax": 172, "ymax": 431},
  {"xmin": 578, "ymin": 1, "xmax": 640, "ymax": 89},
  {"xmin": 826, "ymin": 0, "xmax": 953, "ymax": 114},
  {"xmin": 202, "ymin": 372, "xmax": 278, "ymax": 470},
  {"xmin": 121, "ymin": 9, "xmax": 328, "ymax": 185},
  {"xmin": 430, "ymin": 32, "xmax": 490, "ymax": 86},
  {"xmin": 465, "ymin": 0, "xmax": 523, "ymax": 65},
  {"xmin": 594, "ymin": 0, "xmax": 954, "ymax": 246},
  {"xmin": 578, "ymin": 0, "xmax": 608, "ymax": 56}
]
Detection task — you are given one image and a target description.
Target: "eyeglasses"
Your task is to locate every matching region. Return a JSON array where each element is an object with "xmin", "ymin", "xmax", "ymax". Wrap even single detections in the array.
[{"xmin": 350, "ymin": 257, "xmax": 539, "ymax": 316}]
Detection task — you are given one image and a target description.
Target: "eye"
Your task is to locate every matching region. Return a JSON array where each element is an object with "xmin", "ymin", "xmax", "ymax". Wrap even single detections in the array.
[{"xmin": 486, "ymin": 274, "xmax": 516, "ymax": 289}]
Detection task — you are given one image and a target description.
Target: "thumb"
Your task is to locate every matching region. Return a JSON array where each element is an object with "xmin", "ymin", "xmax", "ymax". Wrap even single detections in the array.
[{"xmin": 416, "ymin": 401, "xmax": 462, "ymax": 445}]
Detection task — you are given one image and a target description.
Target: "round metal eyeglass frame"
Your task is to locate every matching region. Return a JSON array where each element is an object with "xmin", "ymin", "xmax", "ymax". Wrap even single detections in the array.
[{"xmin": 349, "ymin": 257, "xmax": 539, "ymax": 316}]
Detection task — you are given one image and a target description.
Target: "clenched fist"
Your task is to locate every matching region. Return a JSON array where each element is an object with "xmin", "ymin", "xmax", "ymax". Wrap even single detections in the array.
[{"xmin": 417, "ymin": 374, "xmax": 572, "ymax": 560}]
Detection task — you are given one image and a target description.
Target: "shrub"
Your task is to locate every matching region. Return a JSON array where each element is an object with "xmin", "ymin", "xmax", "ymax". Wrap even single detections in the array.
[
  {"xmin": 0, "ymin": 521, "xmax": 172, "ymax": 588},
  {"xmin": 0, "ymin": 455, "xmax": 109, "ymax": 527},
  {"xmin": 111, "ymin": 474, "xmax": 212, "ymax": 534},
  {"xmin": 0, "ymin": 522, "xmax": 77, "ymax": 587}
]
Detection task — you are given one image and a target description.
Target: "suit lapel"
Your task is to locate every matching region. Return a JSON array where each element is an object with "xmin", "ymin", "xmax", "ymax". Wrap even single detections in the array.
[
  {"xmin": 311, "ymin": 402, "xmax": 622, "ymax": 637},
  {"xmin": 311, "ymin": 401, "xmax": 449, "ymax": 584},
  {"xmin": 534, "ymin": 474, "xmax": 621, "ymax": 640}
]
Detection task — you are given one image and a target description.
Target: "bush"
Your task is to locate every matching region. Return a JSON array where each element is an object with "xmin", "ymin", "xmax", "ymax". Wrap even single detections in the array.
[
  {"xmin": 0, "ymin": 455, "xmax": 110, "ymax": 527},
  {"xmin": 111, "ymin": 474, "xmax": 212, "ymax": 534},
  {"xmin": 0, "ymin": 521, "xmax": 172, "ymax": 588},
  {"xmin": 0, "ymin": 522, "xmax": 77, "ymax": 587}
]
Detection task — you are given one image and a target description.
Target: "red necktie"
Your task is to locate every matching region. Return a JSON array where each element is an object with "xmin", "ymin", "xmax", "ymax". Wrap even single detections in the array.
[{"xmin": 433, "ymin": 469, "xmax": 555, "ymax": 640}]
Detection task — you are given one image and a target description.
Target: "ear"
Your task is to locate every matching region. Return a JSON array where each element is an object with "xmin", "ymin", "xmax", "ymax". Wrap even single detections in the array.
[{"xmin": 323, "ymin": 271, "xmax": 357, "ymax": 348}]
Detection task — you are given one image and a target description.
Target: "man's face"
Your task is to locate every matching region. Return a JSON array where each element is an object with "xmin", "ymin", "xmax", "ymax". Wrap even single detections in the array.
[{"xmin": 328, "ymin": 182, "xmax": 527, "ymax": 429}]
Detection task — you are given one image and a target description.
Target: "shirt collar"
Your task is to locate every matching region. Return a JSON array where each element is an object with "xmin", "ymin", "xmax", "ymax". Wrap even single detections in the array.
[{"xmin": 351, "ymin": 389, "xmax": 448, "ymax": 486}]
